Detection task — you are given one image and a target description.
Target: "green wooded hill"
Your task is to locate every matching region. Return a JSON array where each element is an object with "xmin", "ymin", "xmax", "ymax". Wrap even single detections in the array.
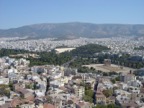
[
  {"xmin": 71, "ymin": 44, "xmax": 110, "ymax": 57},
  {"xmin": 0, "ymin": 44, "xmax": 110, "ymax": 66}
]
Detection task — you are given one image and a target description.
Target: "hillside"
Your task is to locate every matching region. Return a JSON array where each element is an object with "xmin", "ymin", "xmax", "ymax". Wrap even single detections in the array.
[
  {"xmin": 0, "ymin": 44, "xmax": 109, "ymax": 66},
  {"xmin": 71, "ymin": 44, "xmax": 110, "ymax": 57},
  {"xmin": 0, "ymin": 22, "xmax": 144, "ymax": 38}
]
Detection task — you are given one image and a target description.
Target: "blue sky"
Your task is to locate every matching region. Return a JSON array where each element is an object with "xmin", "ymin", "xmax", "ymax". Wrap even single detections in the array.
[{"xmin": 0, "ymin": 0, "xmax": 144, "ymax": 29}]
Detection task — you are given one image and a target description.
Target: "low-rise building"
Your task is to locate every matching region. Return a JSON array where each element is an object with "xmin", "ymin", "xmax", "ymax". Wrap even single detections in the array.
[
  {"xmin": 120, "ymin": 73, "xmax": 136, "ymax": 83},
  {"xmin": 20, "ymin": 103, "xmax": 35, "ymax": 108},
  {"xmin": 96, "ymin": 90, "xmax": 106, "ymax": 105},
  {"xmin": 0, "ymin": 77, "xmax": 9, "ymax": 85},
  {"xmin": 73, "ymin": 85, "xmax": 85, "ymax": 98}
]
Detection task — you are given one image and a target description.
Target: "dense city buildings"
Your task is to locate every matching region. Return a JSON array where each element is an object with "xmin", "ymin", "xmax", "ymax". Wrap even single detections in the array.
[
  {"xmin": 0, "ymin": 37, "xmax": 144, "ymax": 56},
  {"xmin": 1, "ymin": 0, "xmax": 144, "ymax": 107},
  {"xmin": 0, "ymin": 55, "xmax": 143, "ymax": 108},
  {"xmin": 0, "ymin": 37, "xmax": 144, "ymax": 108}
]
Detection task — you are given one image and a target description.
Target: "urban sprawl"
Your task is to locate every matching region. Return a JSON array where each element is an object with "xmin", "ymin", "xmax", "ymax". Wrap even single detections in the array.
[{"xmin": 0, "ymin": 37, "xmax": 144, "ymax": 108}]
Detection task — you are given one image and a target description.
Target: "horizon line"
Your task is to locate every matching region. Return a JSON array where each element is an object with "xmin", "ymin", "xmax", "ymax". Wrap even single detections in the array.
[{"xmin": 1, "ymin": 22, "xmax": 144, "ymax": 30}]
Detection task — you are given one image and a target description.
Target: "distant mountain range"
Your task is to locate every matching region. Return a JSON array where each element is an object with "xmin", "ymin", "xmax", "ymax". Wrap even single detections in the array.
[{"xmin": 0, "ymin": 22, "xmax": 144, "ymax": 39}]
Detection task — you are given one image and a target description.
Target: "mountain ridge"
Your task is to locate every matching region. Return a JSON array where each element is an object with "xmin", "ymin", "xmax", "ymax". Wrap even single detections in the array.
[{"xmin": 0, "ymin": 22, "xmax": 144, "ymax": 39}]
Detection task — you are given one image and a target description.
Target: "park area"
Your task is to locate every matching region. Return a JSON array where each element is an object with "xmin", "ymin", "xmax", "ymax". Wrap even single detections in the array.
[{"xmin": 83, "ymin": 64, "xmax": 135, "ymax": 73}]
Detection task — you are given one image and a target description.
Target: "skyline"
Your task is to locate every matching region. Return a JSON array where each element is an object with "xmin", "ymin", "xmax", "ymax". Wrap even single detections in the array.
[{"xmin": 0, "ymin": 0, "xmax": 144, "ymax": 29}]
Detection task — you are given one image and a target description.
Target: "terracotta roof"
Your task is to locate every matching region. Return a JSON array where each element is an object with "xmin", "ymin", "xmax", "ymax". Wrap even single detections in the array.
[
  {"xmin": 96, "ymin": 90, "xmax": 105, "ymax": 98},
  {"xmin": 24, "ymin": 95, "xmax": 35, "ymax": 101},
  {"xmin": 96, "ymin": 94, "xmax": 105, "ymax": 98},
  {"xmin": 70, "ymin": 96, "xmax": 80, "ymax": 103},
  {"xmin": 19, "ymin": 88, "xmax": 29, "ymax": 94},
  {"xmin": 43, "ymin": 103, "xmax": 55, "ymax": 108},
  {"xmin": 77, "ymin": 101, "xmax": 85, "ymax": 107},
  {"xmin": 108, "ymin": 96, "xmax": 116, "ymax": 100},
  {"xmin": 67, "ymin": 100, "xmax": 73, "ymax": 104},
  {"xmin": 11, "ymin": 98, "xmax": 21, "ymax": 107},
  {"xmin": 122, "ymin": 101, "xmax": 138, "ymax": 108},
  {"xmin": 72, "ymin": 76, "xmax": 82, "ymax": 80},
  {"xmin": 76, "ymin": 101, "xmax": 90, "ymax": 107},
  {"xmin": 59, "ymin": 86, "xmax": 67, "ymax": 91}
]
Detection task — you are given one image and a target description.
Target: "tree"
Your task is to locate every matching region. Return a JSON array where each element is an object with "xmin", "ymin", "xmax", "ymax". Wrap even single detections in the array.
[
  {"xmin": 16, "ymin": 105, "xmax": 20, "ymax": 108},
  {"xmin": 90, "ymin": 67, "xmax": 95, "ymax": 71},
  {"xmin": 47, "ymin": 96, "xmax": 53, "ymax": 104},
  {"xmin": 71, "ymin": 44, "xmax": 110, "ymax": 58},
  {"xmin": 107, "ymin": 104, "xmax": 120, "ymax": 108},
  {"xmin": 25, "ymin": 84, "xmax": 33, "ymax": 89},
  {"xmin": 85, "ymin": 89, "xmax": 93, "ymax": 97},
  {"xmin": 103, "ymin": 72, "xmax": 109, "ymax": 76},
  {"xmin": 4, "ymin": 89, "xmax": 10, "ymax": 98},
  {"xmin": 9, "ymin": 82, "xmax": 14, "ymax": 91},
  {"xmin": 0, "ymin": 84, "xmax": 10, "ymax": 97},
  {"xmin": 83, "ymin": 95, "xmax": 93, "ymax": 103},
  {"xmin": 93, "ymin": 104, "xmax": 120, "ymax": 108},
  {"xmin": 93, "ymin": 104, "xmax": 107, "ymax": 108},
  {"xmin": 85, "ymin": 84, "xmax": 92, "ymax": 90},
  {"xmin": 111, "ymin": 79, "xmax": 116, "ymax": 84},
  {"xmin": 84, "ymin": 85, "xmax": 94, "ymax": 103},
  {"xmin": 107, "ymin": 104, "xmax": 115, "ymax": 108},
  {"xmin": 102, "ymin": 89, "xmax": 113, "ymax": 98},
  {"xmin": 115, "ymin": 76, "xmax": 120, "ymax": 81},
  {"xmin": 33, "ymin": 82, "xmax": 38, "ymax": 90},
  {"xmin": 141, "ymin": 98, "xmax": 144, "ymax": 102}
]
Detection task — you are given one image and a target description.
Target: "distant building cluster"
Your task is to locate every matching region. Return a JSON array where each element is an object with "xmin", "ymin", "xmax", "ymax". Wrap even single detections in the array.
[{"xmin": 0, "ymin": 37, "xmax": 144, "ymax": 57}]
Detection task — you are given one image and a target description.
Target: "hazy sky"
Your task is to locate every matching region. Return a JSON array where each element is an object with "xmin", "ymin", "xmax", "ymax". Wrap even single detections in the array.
[{"xmin": 0, "ymin": 0, "xmax": 144, "ymax": 29}]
